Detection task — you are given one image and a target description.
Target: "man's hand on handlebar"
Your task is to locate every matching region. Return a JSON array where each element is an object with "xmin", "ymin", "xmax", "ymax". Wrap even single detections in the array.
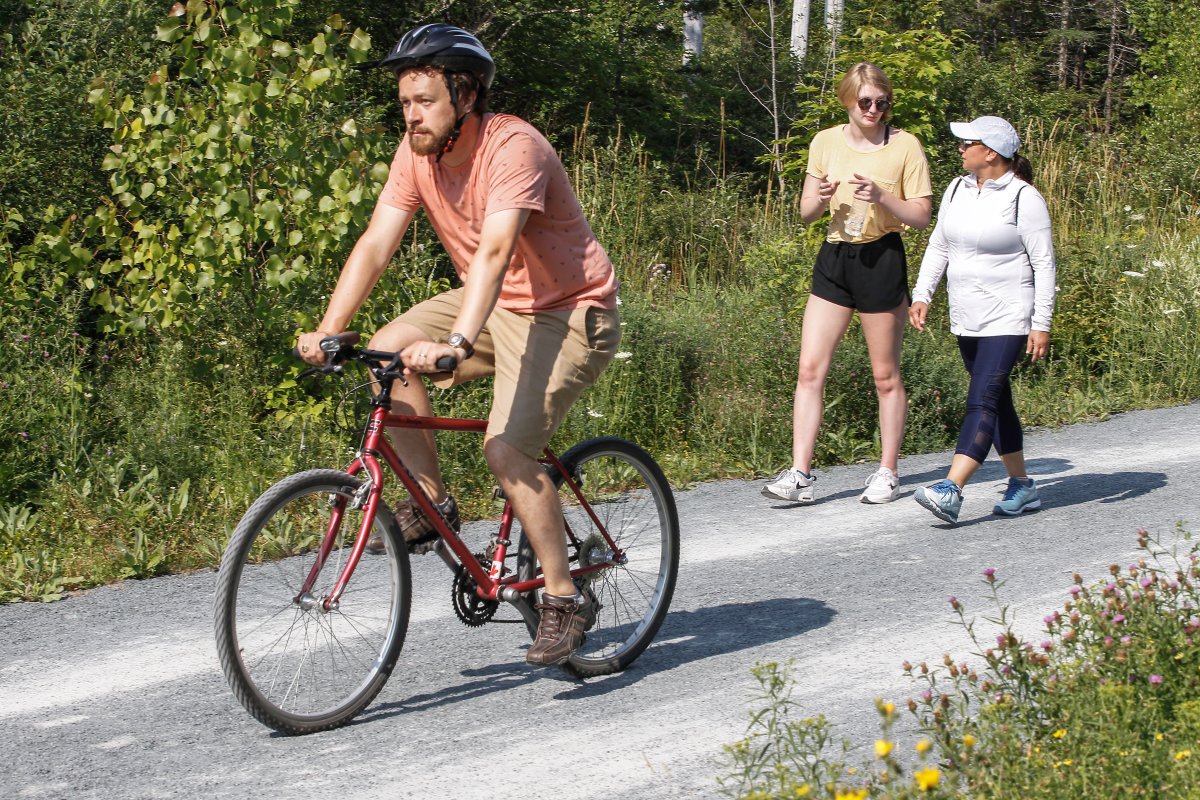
[
  {"xmin": 297, "ymin": 330, "xmax": 335, "ymax": 366},
  {"xmin": 400, "ymin": 340, "xmax": 459, "ymax": 375}
]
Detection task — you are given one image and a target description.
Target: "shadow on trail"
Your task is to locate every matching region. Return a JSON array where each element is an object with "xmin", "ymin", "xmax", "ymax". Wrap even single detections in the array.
[
  {"xmin": 915, "ymin": 469, "xmax": 1168, "ymax": 530},
  {"xmin": 355, "ymin": 597, "xmax": 834, "ymax": 722}
]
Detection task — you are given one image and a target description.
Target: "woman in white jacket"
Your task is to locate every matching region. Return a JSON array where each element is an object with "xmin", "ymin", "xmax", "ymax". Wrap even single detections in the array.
[{"xmin": 908, "ymin": 116, "xmax": 1056, "ymax": 525}]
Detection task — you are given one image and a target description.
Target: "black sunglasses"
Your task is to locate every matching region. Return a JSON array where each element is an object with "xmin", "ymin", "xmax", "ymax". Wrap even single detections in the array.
[{"xmin": 856, "ymin": 97, "xmax": 892, "ymax": 112}]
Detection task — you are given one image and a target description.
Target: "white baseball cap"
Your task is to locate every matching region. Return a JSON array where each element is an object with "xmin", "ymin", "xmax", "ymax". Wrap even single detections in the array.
[{"xmin": 949, "ymin": 115, "xmax": 1020, "ymax": 158}]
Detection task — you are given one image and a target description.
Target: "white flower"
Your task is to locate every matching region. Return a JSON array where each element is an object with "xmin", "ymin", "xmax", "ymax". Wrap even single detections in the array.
[
  {"xmin": 1122, "ymin": 270, "xmax": 1144, "ymax": 278},
  {"xmin": 587, "ymin": 408, "xmax": 604, "ymax": 418},
  {"xmin": 1163, "ymin": 308, "xmax": 1182, "ymax": 316},
  {"xmin": 1123, "ymin": 205, "xmax": 1132, "ymax": 212},
  {"xmin": 614, "ymin": 351, "xmax": 633, "ymax": 360},
  {"xmin": 1130, "ymin": 213, "xmax": 1145, "ymax": 221},
  {"xmin": 1125, "ymin": 244, "xmax": 1137, "ymax": 249},
  {"xmin": 1152, "ymin": 260, "xmax": 1166, "ymax": 268},
  {"xmin": 615, "ymin": 296, "xmax": 622, "ymax": 305}
]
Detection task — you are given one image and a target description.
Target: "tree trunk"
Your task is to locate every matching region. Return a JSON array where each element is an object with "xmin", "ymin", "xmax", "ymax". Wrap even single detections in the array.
[
  {"xmin": 683, "ymin": 8, "xmax": 703, "ymax": 66},
  {"xmin": 1057, "ymin": 0, "xmax": 1070, "ymax": 89},
  {"xmin": 825, "ymin": 0, "xmax": 843, "ymax": 61},
  {"xmin": 1103, "ymin": 0, "xmax": 1121, "ymax": 132},
  {"xmin": 790, "ymin": 0, "xmax": 811, "ymax": 66}
]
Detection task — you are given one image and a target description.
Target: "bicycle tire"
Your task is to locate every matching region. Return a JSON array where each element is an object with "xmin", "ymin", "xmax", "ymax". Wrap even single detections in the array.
[
  {"xmin": 214, "ymin": 469, "xmax": 411, "ymax": 734},
  {"xmin": 516, "ymin": 437, "xmax": 679, "ymax": 677}
]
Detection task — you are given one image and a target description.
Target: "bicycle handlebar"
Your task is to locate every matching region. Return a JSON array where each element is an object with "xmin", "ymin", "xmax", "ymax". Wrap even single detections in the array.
[{"xmin": 293, "ymin": 332, "xmax": 458, "ymax": 376}]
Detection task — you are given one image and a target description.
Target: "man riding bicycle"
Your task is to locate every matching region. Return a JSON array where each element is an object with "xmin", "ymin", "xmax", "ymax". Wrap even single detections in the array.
[{"xmin": 296, "ymin": 24, "xmax": 620, "ymax": 666}]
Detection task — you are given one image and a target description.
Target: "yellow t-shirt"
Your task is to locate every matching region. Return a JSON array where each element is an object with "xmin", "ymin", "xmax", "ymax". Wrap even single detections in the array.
[{"xmin": 806, "ymin": 125, "xmax": 933, "ymax": 244}]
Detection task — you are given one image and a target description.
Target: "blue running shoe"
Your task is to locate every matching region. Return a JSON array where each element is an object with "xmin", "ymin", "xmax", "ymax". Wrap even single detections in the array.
[
  {"xmin": 994, "ymin": 477, "xmax": 1040, "ymax": 516},
  {"xmin": 915, "ymin": 479, "xmax": 963, "ymax": 524}
]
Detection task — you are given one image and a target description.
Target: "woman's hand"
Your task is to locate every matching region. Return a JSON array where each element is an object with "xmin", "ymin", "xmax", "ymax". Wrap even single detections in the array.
[
  {"xmin": 400, "ymin": 340, "xmax": 458, "ymax": 375},
  {"xmin": 849, "ymin": 173, "xmax": 884, "ymax": 203},
  {"xmin": 297, "ymin": 330, "xmax": 333, "ymax": 366},
  {"xmin": 817, "ymin": 176, "xmax": 841, "ymax": 204},
  {"xmin": 1027, "ymin": 330, "xmax": 1050, "ymax": 362},
  {"xmin": 908, "ymin": 301, "xmax": 929, "ymax": 332}
]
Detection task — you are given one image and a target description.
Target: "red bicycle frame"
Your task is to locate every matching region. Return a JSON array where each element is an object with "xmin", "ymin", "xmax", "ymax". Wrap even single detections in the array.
[{"xmin": 303, "ymin": 401, "xmax": 625, "ymax": 610}]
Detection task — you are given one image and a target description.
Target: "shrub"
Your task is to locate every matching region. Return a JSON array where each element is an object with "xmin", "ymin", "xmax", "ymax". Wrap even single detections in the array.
[{"xmin": 721, "ymin": 526, "xmax": 1200, "ymax": 798}]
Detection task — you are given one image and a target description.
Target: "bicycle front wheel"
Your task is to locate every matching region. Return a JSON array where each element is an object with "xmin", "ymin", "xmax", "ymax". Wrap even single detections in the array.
[
  {"xmin": 214, "ymin": 469, "xmax": 411, "ymax": 735},
  {"xmin": 517, "ymin": 437, "xmax": 680, "ymax": 677}
]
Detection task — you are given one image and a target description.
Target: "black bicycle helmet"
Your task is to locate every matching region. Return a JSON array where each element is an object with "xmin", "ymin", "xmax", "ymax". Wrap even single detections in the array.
[{"xmin": 377, "ymin": 24, "xmax": 496, "ymax": 89}]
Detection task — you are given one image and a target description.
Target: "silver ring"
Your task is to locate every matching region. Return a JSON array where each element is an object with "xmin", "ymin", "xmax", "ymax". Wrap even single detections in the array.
[{"xmin": 301, "ymin": 344, "xmax": 309, "ymax": 353}]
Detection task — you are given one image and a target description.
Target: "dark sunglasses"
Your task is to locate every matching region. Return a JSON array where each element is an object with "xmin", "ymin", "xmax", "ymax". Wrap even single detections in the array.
[
  {"xmin": 856, "ymin": 97, "xmax": 892, "ymax": 112},
  {"xmin": 957, "ymin": 140, "xmax": 984, "ymax": 151}
]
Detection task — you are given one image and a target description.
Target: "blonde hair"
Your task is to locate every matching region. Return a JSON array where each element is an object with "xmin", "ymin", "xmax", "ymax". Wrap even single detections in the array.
[{"xmin": 837, "ymin": 62, "xmax": 893, "ymax": 122}]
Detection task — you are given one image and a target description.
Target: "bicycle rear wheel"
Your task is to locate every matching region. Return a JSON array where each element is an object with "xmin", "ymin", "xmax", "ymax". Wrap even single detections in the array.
[
  {"xmin": 517, "ymin": 437, "xmax": 679, "ymax": 677},
  {"xmin": 214, "ymin": 469, "xmax": 411, "ymax": 734}
]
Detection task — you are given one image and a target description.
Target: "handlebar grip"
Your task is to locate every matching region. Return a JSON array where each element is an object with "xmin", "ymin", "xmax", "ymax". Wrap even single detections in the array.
[{"xmin": 434, "ymin": 355, "xmax": 458, "ymax": 372}]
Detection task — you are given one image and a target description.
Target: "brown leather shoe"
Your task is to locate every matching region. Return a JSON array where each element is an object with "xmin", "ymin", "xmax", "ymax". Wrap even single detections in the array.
[
  {"xmin": 365, "ymin": 495, "xmax": 459, "ymax": 556},
  {"xmin": 525, "ymin": 592, "xmax": 596, "ymax": 666}
]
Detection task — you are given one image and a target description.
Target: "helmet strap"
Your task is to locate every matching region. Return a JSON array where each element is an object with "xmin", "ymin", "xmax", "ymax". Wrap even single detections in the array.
[{"xmin": 436, "ymin": 112, "xmax": 470, "ymax": 162}]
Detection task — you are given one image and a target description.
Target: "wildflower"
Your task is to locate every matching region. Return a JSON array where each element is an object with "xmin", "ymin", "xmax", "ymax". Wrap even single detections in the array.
[
  {"xmin": 983, "ymin": 567, "xmax": 996, "ymax": 581},
  {"xmin": 834, "ymin": 790, "xmax": 866, "ymax": 800},
  {"xmin": 1112, "ymin": 614, "xmax": 1126, "ymax": 625},
  {"xmin": 916, "ymin": 739, "xmax": 933, "ymax": 755},
  {"xmin": 1041, "ymin": 640, "xmax": 1053, "ymax": 652},
  {"xmin": 913, "ymin": 767, "xmax": 940, "ymax": 791},
  {"xmin": 949, "ymin": 595, "xmax": 961, "ymax": 610},
  {"xmin": 921, "ymin": 690, "xmax": 933, "ymax": 703},
  {"xmin": 875, "ymin": 740, "xmax": 894, "ymax": 758},
  {"xmin": 1069, "ymin": 585, "xmax": 1081, "ymax": 596},
  {"xmin": 613, "ymin": 351, "xmax": 633, "ymax": 360},
  {"xmin": 587, "ymin": 409, "xmax": 604, "ymax": 418},
  {"xmin": 1152, "ymin": 260, "xmax": 1166, "ymax": 267},
  {"xmin": 17, "ymin": 431, "xmax": 29, "ymax": 440},
  {"xmin": 1149, "ymin": 674, "xmax": 1163, "ymax": 685},
  {"xmin": 1052, "ymin": 729, "xmax": 1067, "ymax": 739},
  {"xmin": 963, "ymin": 734, "xmax": 977, "ymax": 749},
  {"xmin": 1122, "ymin": 270, "xmax": 1144, "ymax": 278},
  {"xmin": 1156, "ymin": 733, "xmax": 1165, "ymax": 741},
  {"xmin": 881, "ymin": 701, "xmax": 895, "ymax": 717},
  {"xmin": 1177, "ymin": 750, "xmax": 1193, "ymax": 761}
]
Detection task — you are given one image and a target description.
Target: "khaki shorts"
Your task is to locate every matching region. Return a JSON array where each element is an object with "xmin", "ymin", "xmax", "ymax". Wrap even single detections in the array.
[{"xmin": 396, "ymin": 288, "xmax": 621, "ymax": 457}]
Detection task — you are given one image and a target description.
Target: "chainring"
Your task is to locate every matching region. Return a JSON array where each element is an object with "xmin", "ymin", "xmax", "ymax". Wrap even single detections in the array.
[{"xmin": 451, "ymin": 553, "xmax": 500, "ymax": 627}]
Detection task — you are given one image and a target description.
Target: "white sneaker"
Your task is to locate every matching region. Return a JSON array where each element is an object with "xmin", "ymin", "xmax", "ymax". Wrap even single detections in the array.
[
  {"xmin": 761, "ymin": 468, "xmax": 815, "ymax": 503},
  {"xmin": 860, "ymin": 467, "xmax": 900, "ymax": 504}
]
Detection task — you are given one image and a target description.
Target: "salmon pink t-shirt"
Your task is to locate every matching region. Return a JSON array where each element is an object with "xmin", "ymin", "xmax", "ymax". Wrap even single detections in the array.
[{"xmin": 378, "ymin": 114, "xmax": 618, "ymax": 312}]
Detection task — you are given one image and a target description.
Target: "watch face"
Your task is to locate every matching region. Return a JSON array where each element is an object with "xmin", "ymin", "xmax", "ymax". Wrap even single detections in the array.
[{"xmin": 448, "ymin": 333, "xmax": 464, "ymax": 347}]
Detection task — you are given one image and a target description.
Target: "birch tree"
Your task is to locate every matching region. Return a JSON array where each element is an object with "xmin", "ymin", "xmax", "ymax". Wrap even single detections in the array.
[{"xmin": 790, "ymin": 0, "xmax": 811, "ymax": 65}]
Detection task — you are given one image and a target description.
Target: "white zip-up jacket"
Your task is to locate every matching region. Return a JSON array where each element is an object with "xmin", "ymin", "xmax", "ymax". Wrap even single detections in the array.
[{"xmin": 912, "ymin": 171, "xmax": 1056, "ymax": 336}]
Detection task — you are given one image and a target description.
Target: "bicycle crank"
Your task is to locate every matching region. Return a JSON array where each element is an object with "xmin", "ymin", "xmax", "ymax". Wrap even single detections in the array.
[{"xmin": 451, "ymin": 554, "xmax": 500, "ymax": 627}]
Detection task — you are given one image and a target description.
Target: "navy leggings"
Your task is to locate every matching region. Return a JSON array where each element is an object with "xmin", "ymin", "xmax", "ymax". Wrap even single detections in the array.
[{"xmin": 954, "ymin": 335, "xmax": 1027, "ymax": 462}]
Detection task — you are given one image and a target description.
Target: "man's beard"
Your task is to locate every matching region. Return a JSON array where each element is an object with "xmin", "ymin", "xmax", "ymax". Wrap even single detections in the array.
[{"xmin": 409, "ymin": 126, "xmax": 453, "ymax": 157}]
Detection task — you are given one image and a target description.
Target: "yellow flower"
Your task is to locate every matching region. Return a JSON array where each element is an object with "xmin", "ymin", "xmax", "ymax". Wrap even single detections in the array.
[
  {"xmin": 1052, "ymin": 728, "xmax": 1067, "ymax": 739},
  {"xmin": 963, "ymin": 734, "xmax": 977, "ymax": 749},
  {"xmin": 882, "ymin": 701, "xmax": 896, "ymax": 717},
  {"xmin": 834, "ymin": 790, "xmax": 867, "ymax": 800},
  {"xmin": 875, "ymin": 740, "xmax": 895, "ymax": 758},
  {"xmin": 1156, "ymin": 733, "xmax": 1165, "ymax": 741},
  {"xmin": 916, "ymin": 738, "xmax": 933, "ymax": 755},
  {"xmin": 794, "ymin": 786, "xmax": 812, "ymax": 798},
  {"xmin": 914, "ymin": 767, "xmax": 941, "ymax": 791},
  {"xmin": 1177, "ymin": 750, "xmax": 1193, "ymax": 761}
]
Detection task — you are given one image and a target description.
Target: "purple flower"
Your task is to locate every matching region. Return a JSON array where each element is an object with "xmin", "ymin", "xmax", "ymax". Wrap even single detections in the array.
[
  {"xmin": 1149, "ymin": 674, "xmax": 1163, "ymax": 685},
  {"xmin": 17, "ymin": 431, "xmax": 29, "ymax": 440},
  {"xmin": 1041, "ymin": 640, "xmax": 1053, "ymax": 652},
  {"xmin": 1141, "ymin": 576, "xmax": 1154, "ymax": 589},
  {"xmin": 1121, "ymin": 635, "xmax": 1132, "ymax": 645},
  {"xmin": 984, "ymin": 568, "xmax": 997, "ymax": 581},
  {"xmin": 1069, "ymin": 586, "xmax": 1081, "ymax": 596},
  {"xmin": 996, "ymin": 634, "xmax": 1008, "ymax": 648},
  {"xmin": 949, "ymin": 596, "xmax": 961, "ymax": 610},
  {"xmin": 1113, "ymin": 614, "xmax": 1126, "ymax": 625},
  {"xmin": 1044, "ymin": 614, "xmax": 1057, "ymax": 627},
  {"xmin": 921, "ymin": 690, "xmax": 933, "ymax": 702},
  {"xmin": 1104, "ymin": 636, "xmax": 1114, "ymax": 648}
]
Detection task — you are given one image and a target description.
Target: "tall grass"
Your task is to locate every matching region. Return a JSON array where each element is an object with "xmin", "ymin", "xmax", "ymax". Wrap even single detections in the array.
[{"xmin": 2, "ymin": 123, "xmax": 1199, "ymax": 601}]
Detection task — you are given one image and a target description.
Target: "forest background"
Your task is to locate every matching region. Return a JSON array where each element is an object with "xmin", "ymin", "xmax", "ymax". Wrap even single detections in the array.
[{"xmin": 1, "ymin": 0, "xmax": 1198, "ymax": 601}]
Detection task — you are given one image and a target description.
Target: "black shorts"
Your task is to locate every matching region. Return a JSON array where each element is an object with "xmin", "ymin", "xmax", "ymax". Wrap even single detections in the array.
[{"xmin": 811, "ymin": 232, "xmax": 910, "ymax": 313}]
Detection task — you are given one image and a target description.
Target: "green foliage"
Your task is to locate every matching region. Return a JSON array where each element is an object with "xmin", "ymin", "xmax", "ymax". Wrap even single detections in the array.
[
  {"xmin": 0, "ymin": 0, "xmax": 162, "ymax": 241},
  {"xmin": 9, "ymin": 0, "xmax": 387, "ymax": 337},
  {"xmin": 721, "ymin": 527, "xmax": 1200, "ymax": 798}
]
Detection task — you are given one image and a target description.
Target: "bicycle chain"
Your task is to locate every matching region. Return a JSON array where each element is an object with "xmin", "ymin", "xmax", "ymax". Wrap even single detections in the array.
[{"xmin": 451, "ymin": 553, "xmax": 500, "ymax": 627}]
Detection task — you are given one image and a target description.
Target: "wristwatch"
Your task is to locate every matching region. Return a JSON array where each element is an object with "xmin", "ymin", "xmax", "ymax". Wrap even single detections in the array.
[{"xmin": 446, "ymin": 332, "xmax": 475, "ymax": 361}]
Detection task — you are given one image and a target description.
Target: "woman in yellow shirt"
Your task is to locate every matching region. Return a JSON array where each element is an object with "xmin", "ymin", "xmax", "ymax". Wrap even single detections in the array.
[{"xmin": 762, "ymin": 62, "xmax": 933, "ymax": 505}]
